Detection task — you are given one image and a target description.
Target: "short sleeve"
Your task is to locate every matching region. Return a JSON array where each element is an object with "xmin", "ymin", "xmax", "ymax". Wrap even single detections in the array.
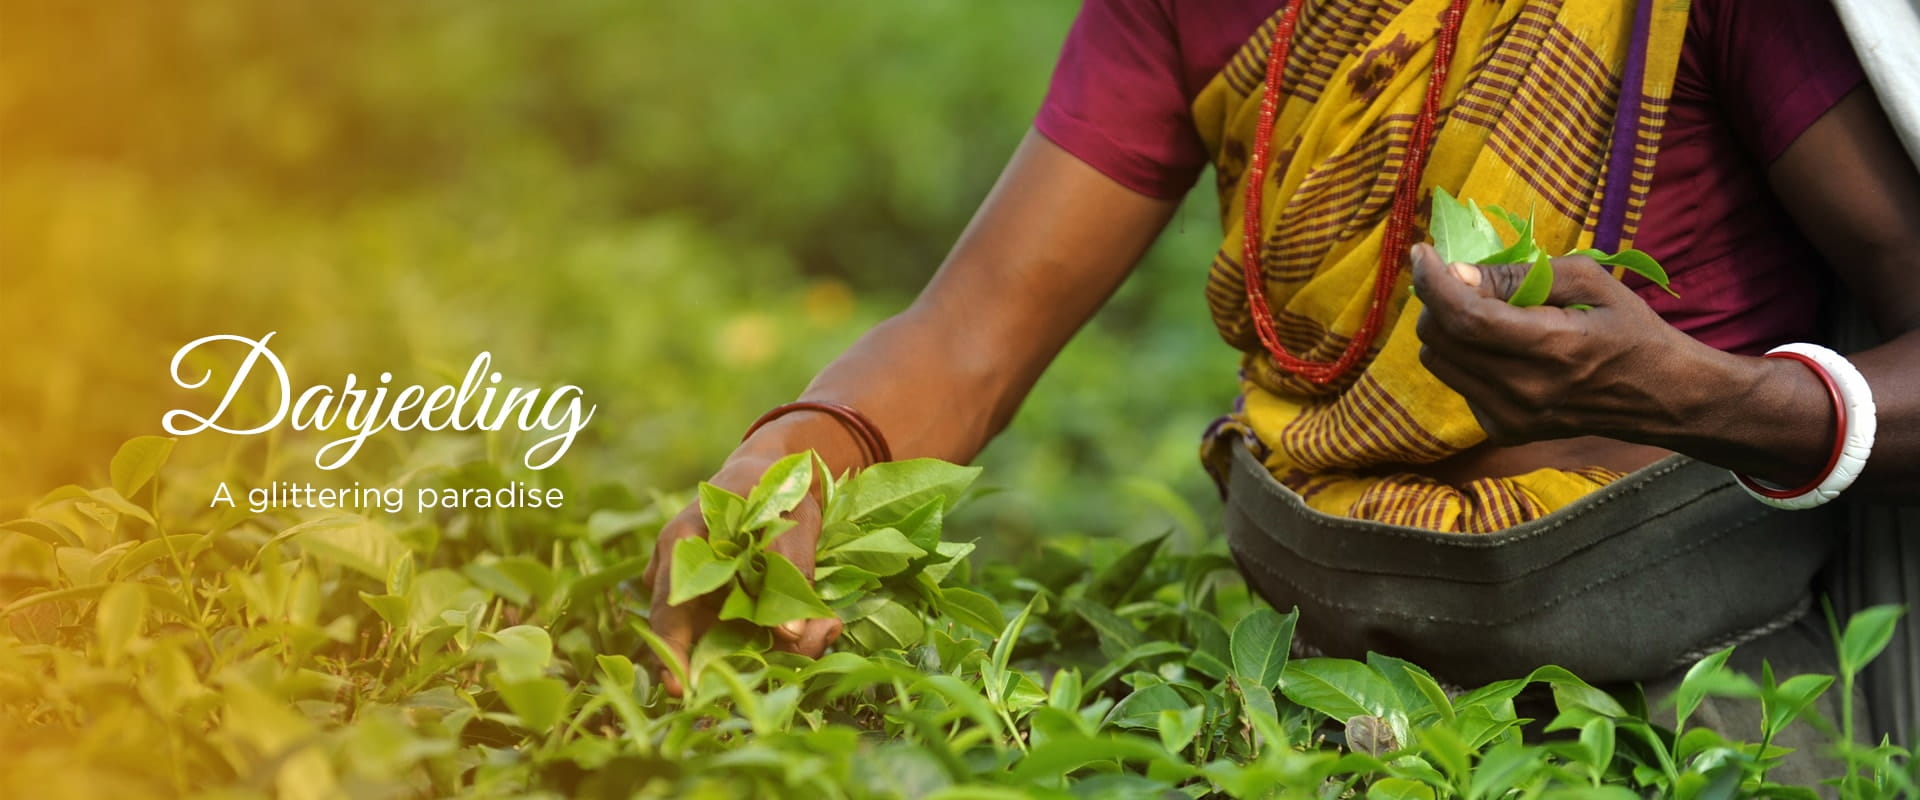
[
  {"xmin": 1034, "ymin": 0, "xmax": 1209, "ymax": 199},
  {"xmin": 1699, "ymin": 0, "xmax": 1866, "ymax": 163}
]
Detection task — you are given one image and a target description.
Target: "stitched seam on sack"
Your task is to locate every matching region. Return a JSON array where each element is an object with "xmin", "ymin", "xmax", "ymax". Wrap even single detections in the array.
[
  {"xmin": 1668, "ymin": 596, "xmax": 1811, "ymax": 669},
  {"xmin": 1229, "ymin": 506, "xmax": 1772, "ymax": 626},
  {"xmin": 1237, "ymin": 448, "xmax": 1707, "ymax": 547}
]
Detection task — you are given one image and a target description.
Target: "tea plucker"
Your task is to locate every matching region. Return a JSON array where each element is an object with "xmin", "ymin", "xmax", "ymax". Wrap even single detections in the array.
[{"xmin": 644, "ymin": 0, "xmax": 1920, "ymax": 755}]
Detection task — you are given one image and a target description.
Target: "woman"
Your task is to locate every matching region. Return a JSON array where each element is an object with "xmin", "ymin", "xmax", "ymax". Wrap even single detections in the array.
[{"xmin": 644, "ymin": 0, "xmax": 1920, "ymax": 749}]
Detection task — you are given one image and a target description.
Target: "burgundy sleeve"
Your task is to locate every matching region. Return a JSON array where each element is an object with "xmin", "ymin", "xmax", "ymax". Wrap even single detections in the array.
[
  {"xmin": 1034, "ymin": 0, "xmax": 1209, "ymax": 199},
  {"xmin": 1702, "ymin": 0, "xmax": 1866, "ymax": 164}
]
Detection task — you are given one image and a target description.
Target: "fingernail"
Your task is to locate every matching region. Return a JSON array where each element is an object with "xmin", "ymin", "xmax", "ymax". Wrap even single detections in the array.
[
  {"xmin": 1451, "ymin": 262, "xmax": 1482, "ymax": 287},
  {"xmin": 779, "ymin": 621, "xmax": 806, "ymax": 639}
]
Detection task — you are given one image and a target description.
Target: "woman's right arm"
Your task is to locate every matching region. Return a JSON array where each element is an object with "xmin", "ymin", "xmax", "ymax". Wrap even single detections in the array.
[{"xmin": 643, "ymin": 129, "xmax": 1185, "ymax": 693}]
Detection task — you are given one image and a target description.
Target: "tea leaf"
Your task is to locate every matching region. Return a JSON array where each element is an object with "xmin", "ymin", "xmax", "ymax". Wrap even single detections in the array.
[
  {"xmin": 844, "ymin": 595, "xmax": 927, "ymax": 651},
  {"xmin": 1762, "ymin": 673, "xmax": 1833, "ymax": 737},
  {"xmin": 836, "ymin": 459, "xmax": 982, "ymax": 524},
  {"xmin": 1368, "ymin": 651, "xmax": 1443, "ymax": 720},
  {"xmin": 494, "ymin": 676, "xmax": 571, "ymax": 733},
  {"xmin": 698, "ymin": 481, "xmax": 746, "ymax": 543},
  {"xmin": 1479, "ymin": 205, "xmax": 1541, "ymax": 265},
  {"xmin": 109, "ymin": 436, "xmax": 175, "ymax": 499},
  {"xmin": 1508, "ymin": 251, "xmax": 1556, "ymax": 308},
  {"xmin": 822, "ymin": 527, "xmax": 926, "ymax": 576},
  {"xmin": 1431, "ymin": 187, "xmax": 1506, "ymax": 264},
  {"xmin": 1674, "ymin": 646, "xmax": 1754, "ymax": 729},
  {"xmin": 938, "ymin": 586, "xmax": 1004, "ymax": 636},
  {"xmin": 744, "ymin": 451, "xmax": 813, "ymax": 530},
  {"xmin": 1157, "ymin": 706, "xmax": 1204, "ymax": 753},
  {"xmin": 95, "ymin": 581, "xmax": 147, "ymax": 667},
  {"xmin": 1230, "ymin": 606, "xmax": 1295, "ymax": 690},
  {"xmin": 1571, "ymin": 248, "xmax": 1678, "ymax": 297},
  {"xmin": 747, "ymin": 551, "xmax": 835, "ymax": 627},
  {"xmin": 1, "ymin": 518, "xmax": 84, "ymax": 548},
  {"xmin": 1105, "ymin": 683, "xmax": 1189, "ymax": 730},
  {"xmin": 1281, "ymin": 658, "xmax": 1396, "ymax": 720},
  {"xmin": 1468, "ymin": 739, "xmax": 1544, "ymax": 799},
  {"xmin": 1085, "ymin": 532, "xmax": 1166, "ymax": 606},
  {"xmin": 296, "ymin": 517, "xmax": 403, "ymax": 580},
  {"xmin": 1579, "ymin": 717, "xmax": 1617, "ymax": 775},
  {"xmin": 667, "ymin": 536, "xmax": 738, "ymax": 606},
  {"xmin": 1369, "ymin": 777, "xmax": 1438, "ymax": 800},
  {"xmin": 1838, "ymin": 604, "xmax": 1905, "ymax": 675}
]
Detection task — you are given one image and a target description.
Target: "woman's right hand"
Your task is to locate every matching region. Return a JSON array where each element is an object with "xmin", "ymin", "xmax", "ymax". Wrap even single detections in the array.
[
  {"xmin": 639, "ymin": 453, "xmax": 843, "ymax": 697},
  {"xmin": 634, "ymin": 131, "xmax": 1184, "ymax": 695}
]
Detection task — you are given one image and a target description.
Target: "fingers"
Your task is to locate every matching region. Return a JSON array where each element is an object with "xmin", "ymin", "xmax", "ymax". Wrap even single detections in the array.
[
  {"xmin": 649, "ymin": 578, "xmax": 711, "ymax": 697},
  {"xmin": 647, "ymin": 504, "xmax": 711, "ymax": 697},
  {"xmin": 1470, "ymin": 253, "xmax": 1626, "ymax": 309},
  {"xmin": 645, "ymin": 486, "xmax": 836, "ymax": 696},
  {"xmin": 764, "ymin": 496, "xmax": 821, "ymax": 646},
  {"xmin": 799, "ymin": 617, "xmax": 844, "ymax": 655},
  {"xmin": 763, "ymin": 495, "xmax": 822, "ymax": 579},
  {"xmin": 764, "ymin": 495, "xmax": 837, "ymax": 656},
  {"xmin": 1412, "ymin": 246, "xmax": 1601, "ymax": 359},
  {"xmin": 1417, "ymin": 344, "xmax": 1539, "ymax": 444},
  {"xmin": 773, "ymin": 616, "xmax": 844, "ymax": 658}
]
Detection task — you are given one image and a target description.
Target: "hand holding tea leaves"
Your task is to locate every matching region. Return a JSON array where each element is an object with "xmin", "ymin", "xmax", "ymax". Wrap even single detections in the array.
[
  {"xmin": 1409, "ymin": 189, "xmax": 1739, "ymax": 446},
  {"xmin": 645, "ymin": 450, "xmax": 987, "ymax": 694},
  {"xmin": 644, "ymin": 451, "xmax": 840, "ymax": 695}
]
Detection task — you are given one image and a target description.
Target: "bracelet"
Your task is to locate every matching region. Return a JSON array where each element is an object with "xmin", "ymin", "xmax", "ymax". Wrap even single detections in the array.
[
  {"xmin": 742, "ymin": 401, "xmax": 893, "ymax": 468},
  {"xmin": 1733, "ymin": 343, "xmax": 1876, "ymax": 510}
]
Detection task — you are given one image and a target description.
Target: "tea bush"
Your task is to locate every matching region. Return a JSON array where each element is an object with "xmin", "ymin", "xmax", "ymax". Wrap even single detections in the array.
[{"xmin": 0, "ymin": 436, "xmax": 1911, "ymax": 799}]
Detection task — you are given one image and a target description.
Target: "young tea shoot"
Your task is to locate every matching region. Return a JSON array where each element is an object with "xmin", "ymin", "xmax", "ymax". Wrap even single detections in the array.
[{"xmin": 1429, "ymin": 186, "xmax": 1679, "ymax": 307}]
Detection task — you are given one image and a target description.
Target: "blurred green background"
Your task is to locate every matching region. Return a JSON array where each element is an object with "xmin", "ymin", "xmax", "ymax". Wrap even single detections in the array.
[{"xmin": 0, "ymin": 1, "xmax": 1233, "ymax": 550}]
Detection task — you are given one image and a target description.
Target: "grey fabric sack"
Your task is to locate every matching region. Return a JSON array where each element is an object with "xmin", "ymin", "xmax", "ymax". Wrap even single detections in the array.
[{"xmin": 1222, "ymin": 443, "xmax": 1838, "ymax": 688}]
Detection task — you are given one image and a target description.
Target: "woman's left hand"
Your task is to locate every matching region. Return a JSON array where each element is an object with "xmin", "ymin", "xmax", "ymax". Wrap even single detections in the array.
[{"xmin": 1408, "ymin": 242, "xmax": 1715, "ymax": 447}]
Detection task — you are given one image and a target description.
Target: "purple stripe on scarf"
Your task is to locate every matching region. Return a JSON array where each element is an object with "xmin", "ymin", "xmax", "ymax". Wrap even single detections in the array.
[{"xmin": 1593, "ymin": 0, "xmax": 1654, "ymax": 252}]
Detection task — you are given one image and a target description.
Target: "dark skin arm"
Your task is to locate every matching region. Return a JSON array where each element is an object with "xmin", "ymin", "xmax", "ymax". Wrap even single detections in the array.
[
  {"xmin": 641, "ymin": 131, "xmax": 1181, "ymax": 694},
  {"xmin": 1414, "ymin": 86, "xmax": 1920, "ymax": 495}
]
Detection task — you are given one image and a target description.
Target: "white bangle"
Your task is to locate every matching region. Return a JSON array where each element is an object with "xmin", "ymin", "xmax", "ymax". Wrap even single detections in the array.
[{"xmin": 1733, "ymin": 342, "xmax": 1876, "ymax": 510}]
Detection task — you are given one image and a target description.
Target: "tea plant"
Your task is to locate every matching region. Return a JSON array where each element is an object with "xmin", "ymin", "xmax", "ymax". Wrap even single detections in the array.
[
  {"xmin": 0, "ymin": 436, "xmax": 1911, "ymax": 798},
  {"xmin": 1428, "ymin": 187, "xmax": 1677, "ymax": 307}
]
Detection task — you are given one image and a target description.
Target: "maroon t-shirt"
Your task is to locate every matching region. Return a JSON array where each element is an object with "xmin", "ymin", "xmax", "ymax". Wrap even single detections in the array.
[{"xmin": 1034, "ymin": 0, "xmax": 1866, "ymax": 355}]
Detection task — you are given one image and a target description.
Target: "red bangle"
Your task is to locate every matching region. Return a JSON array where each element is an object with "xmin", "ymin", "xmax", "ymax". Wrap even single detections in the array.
[
  {"xmin": 742, "ymin": 401, "xmax": 892, "ymax": 468},
  {"xmin": 1734, "ymin": 351, "xmax": 1847, "ymax": 500}
]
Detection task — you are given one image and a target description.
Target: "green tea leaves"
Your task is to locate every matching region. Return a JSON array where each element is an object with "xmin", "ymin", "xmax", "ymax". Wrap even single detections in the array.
[
  {"xmin": 482, "ymin": 625, "xmax": 554, "ymax": 683},
  {"xmin": 1428, "ymin": 189, "xmax": 1677, "ymax": 307},
  {"xmin": 1509, "ymin": 251, "xmax": 1557, "ymax": 308},
  {"xmin": 667, "ymin": 537, "xmax": 738, "ymax": 605},
  {"xmin": 1480, "ymin": 206, "xmax": 1542, "ymax": 266},
  {"xmin": 835, "ymin": 458, "xmax": 982, "ymax": 524},
  {"xmin": 745, "ymin": 552, "xmax": 835, "ymax": 626},
  {"xmin": 108, "ymin": 436, "xmax": 175, "ymax": 499},
  {"xmin": 744, "ymin": 451, "xmax": 813, "ymax": 529},
  {"xmin": 1281, "ymin": 658, "xmax": 1399, "ymax": 722},
  {"xmin": 1230, "ymin": 606, "xmax": 1296, "ymax": 691},
  {"xmin": 822, "ymin": 527, "xmax": 926, "ymax": 575},
  {"xmin": 1430, "ymin": 187, "xmax": 1506, "ymax": 264},
  {"xmin": 698, "ymin": 482, "xmax": 746, "ymax": 547},
  {"xmin": 20, "ymin": 436, "xmax": 1908, "ymax": 798},
  {"xmin": 1838, "ymin": 604, "xmax": 1906, "ymax": 675},
  {"xmin": 1568, "ymin": 248, "xmax": 1678, "ymax": 298}
]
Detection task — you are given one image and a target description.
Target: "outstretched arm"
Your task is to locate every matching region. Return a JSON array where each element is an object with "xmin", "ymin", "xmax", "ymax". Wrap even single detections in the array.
[
  {"xmin": 644, "ymin": 130, "xmax": 1183, "ymax": 693},
  {"xmin": 743, "ymin": 130, "xmax": 1183, "ymax": 476}
]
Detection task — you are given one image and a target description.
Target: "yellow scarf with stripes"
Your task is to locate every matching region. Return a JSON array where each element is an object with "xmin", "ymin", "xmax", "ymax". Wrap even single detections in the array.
[{"xmin": 1197, "ymin": 0, "xmax": 1690, "ymax": 532}]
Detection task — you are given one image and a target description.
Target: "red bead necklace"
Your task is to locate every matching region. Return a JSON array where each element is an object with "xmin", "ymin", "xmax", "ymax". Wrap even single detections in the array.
[{"xmin": 1240, "ymin": 0, "xmax": 1471, "ymax": 384}]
